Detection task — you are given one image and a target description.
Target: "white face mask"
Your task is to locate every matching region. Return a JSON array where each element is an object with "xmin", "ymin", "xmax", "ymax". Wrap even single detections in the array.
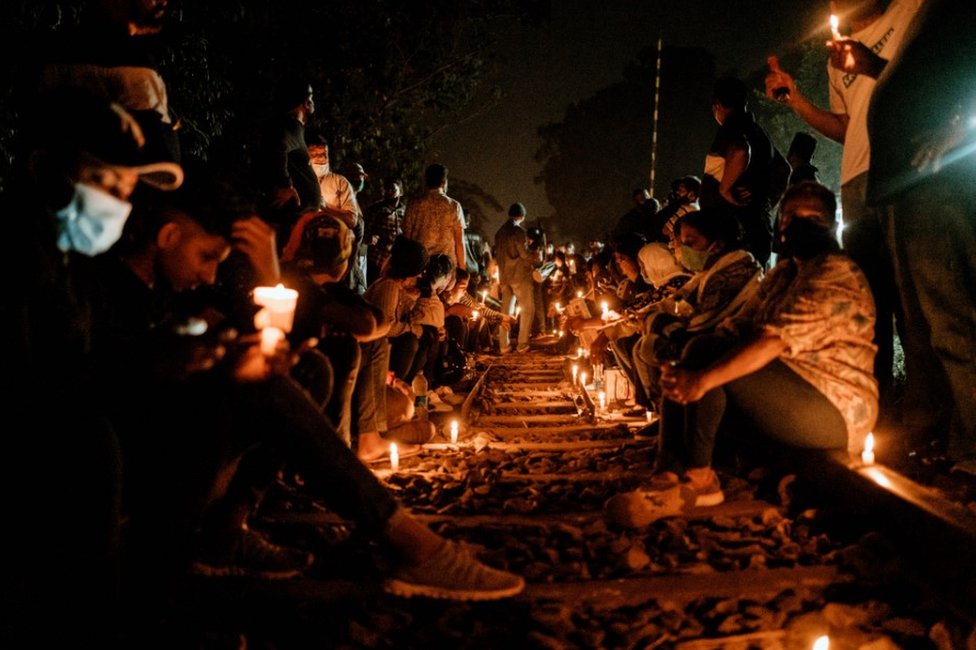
[
  {"xmin": 55, "ymin": 183, "xmax": 132, "ymax": 256},
  {"xmin": 312, "ymin": 163, "xmax": 329, "ymax": 178}
]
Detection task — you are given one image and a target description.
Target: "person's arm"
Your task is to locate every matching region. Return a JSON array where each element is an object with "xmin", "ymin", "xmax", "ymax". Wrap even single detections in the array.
[
  {"xmin": 230, "ymin": 216, "xmax": 280, "ymax": 286},
  {"xmin": 454, "ymin": 220, "xmax": 466, "ymax": 270},
  {"xmin": 660, "ymin": 327, "xmax": 788, "ymax": 404},
  {"xmin": 719, "ymin": 143, "xmax": 750, "ymax": 206},
  {"xmin": 764, "ymin": 68, "xmax": 849, "ymax": 143}
]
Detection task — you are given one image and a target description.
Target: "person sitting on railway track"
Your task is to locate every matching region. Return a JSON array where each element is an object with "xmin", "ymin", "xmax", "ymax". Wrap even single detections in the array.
[
  {"xmin": 630, "ymin": 208, "xmax": 763, "ymax": 420},
  {"xmin": 646, "ymin": 182, "xmax": 878, "ymax": 507},
  {"xmin": 91, "ymin": 167, "xmax": 525, "ymax": 610}
]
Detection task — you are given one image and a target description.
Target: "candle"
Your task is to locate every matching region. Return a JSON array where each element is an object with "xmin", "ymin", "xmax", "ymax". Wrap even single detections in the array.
[
  {"xmin": 471, "ymin": 310, "xmax": 479, "ymax": 322},
  {"xmin": 259, "ymin": 326, "xmax": 284, "ymax": 356},
  {"xmin": 254, "ymin": 284, "xmax": 299, "ymax": 332},
  {"xmin": 577, "ymin": 346, "xmax": 583, "ymax": 359},
  {"xmin": 558, "ymin": 330, "xmax": 564, "ymax": 338},
  {"xmin": 601, "ymin": 301, "xmax": 609, "ymax": 319},
  {"xmin": 481, "ymin": 290, "xmax": 488, "ymax": 303},
  {"xmin": 389, "ymin": 442, "xmax": 399, "ymax": 471},
  {"xmin": 450, "ymin": 420, "xmax": 459, "ymax": 444},
  {"xmin": 576, "ymin": 290, "xmax": 583, "ymax": 299},
  {"xmin": 813, "ymin": 636, "xmax": 829, "ymax": 650},
  {"xmin": 861, "ymin": 432, "xmax": 875, "ymax": 466},
  {"xmin": 598, "ymin": 390, "xmax": 606, "ymax": 412},
  {"xmin": 572, "ymin": 364, "xmax": 579, "ymax": 383},
  {"xmin": 829, "ymin": 13, "xmax": 841, "ymax": 40},
  {"xmin": 552, "ymin": 328, "xmax": 557, "ymax": 336},
  {"xmin": 515, "ymin": 305, "xmax": 521, "ymax": 317},
  {"xmin": 555, "ymin": 301, "xmax": 562, "ymax": 313},
  {"xmin": 580, "ymin": 371, "xmax": 588, "ymax": 387},
  {"xmin": 645, "ymin": 410, "xmax": 654, "ymax": 423}
]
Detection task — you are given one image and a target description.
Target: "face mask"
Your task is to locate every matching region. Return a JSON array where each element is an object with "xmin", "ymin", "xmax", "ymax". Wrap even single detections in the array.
[
  {"xmin": 780, "ymin": 218, "xmax": 838, "ymax": 261},
  {"xmin": 55, "ymin": 183, "xmax": 132, "ymax": 256},
  {"xmin": 312, "ymin": 163, "xmax": 329, "ymax": 177},
  {"xmin": 680, "ymin": 244, "xmax": 711, "ymax": 272}
]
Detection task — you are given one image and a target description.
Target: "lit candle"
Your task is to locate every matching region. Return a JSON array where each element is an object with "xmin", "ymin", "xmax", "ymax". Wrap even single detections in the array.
[
  {"xmin": 576, "ymin": 290, "xmax": 583, "ymax": 299},
  {"xmin": 515, "ymin": 305, "xmax": 521, "ymax": 317},
  {"xmin": 645, "ymin": 410, "xmax": 654, "ymax": 423},
  {"xmin": 471, "ymin": 310, "xmax": 479, "ymax": 322},
  {"xmin": 829, "ymin": 13, "xmax": 841, "ymax": 41},
  {"xmin": 481, "ymin": 290, "xmax": 488, "ymax": 303},
  {"xmin": 861, "ymin": 432, "xmax": 875, "ymax": 466},
  {"xmin": 389, "ymin": 442, "xmax": 399, "ymax": 471},
  {"xmin": 813, "ymin": 636, "xmax": 829, "ymax": 650},
  {"xmin": 598, "ymin": 390, "xmax": 606, "ymax": 412},
  {"xmin": 554, "ymin": 301, "xmax": 562, "ymax": 313},
  {"xmin": 450, "ymin": 420, "xmax": 459, "ymax": 444},
  {"xmin": 259, "ymin": 326, "xmax": 284, "ymax": 356},
  {"xmin": 577, "ymin": 346, "xmax": 583, "ymax": 359},
  {"xmin": 558, "ymin": 330, "xmax": 564, "ymax": 338},
  {"xmin": 601, "ymin": 301, "xmax": 609, "ymax": 319},
  {"xmin": 572, "ymin": 364, "xmax": 579, "ymax": 383},
  {"xmin": 254, "ymin": 284, "xmax": 299, "ymax": 332},
  {"xmin": 580, "ymin": 371, "xmax": 588, "ymax": 387},
  {"xmin": 552, "ymin": 328, "xmax": 557, "ymax": 336}
]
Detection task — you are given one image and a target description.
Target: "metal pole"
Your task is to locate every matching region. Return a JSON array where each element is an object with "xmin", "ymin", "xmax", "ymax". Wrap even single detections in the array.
[{"xmin": 649, "ymin": 34, "xmax": 663, "ymax": 198}]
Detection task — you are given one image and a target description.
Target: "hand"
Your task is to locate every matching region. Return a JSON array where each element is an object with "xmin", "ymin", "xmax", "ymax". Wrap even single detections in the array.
[
  {"xmin": 231, "ymin": 216, "xmax": 280, "ymax": 285},
  {"xmin": 912, "ymin": 116, "xmax": 971, "ymax": 174},
  {"xmin": 827, "ymin": 39, "xmax": 885, "ymax": 78},
  {"xmin": 660, "ymin": 364, "xmax": 708, "ymax": 404},
  {"xmin": 764, "ymin": 67, "xmax": 797, "ymax": 106}
]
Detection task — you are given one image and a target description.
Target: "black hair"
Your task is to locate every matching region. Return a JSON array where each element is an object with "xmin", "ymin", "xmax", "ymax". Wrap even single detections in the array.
[
  {"xmin": 712, "ymin": 77, "xmax": 747, "ymax": 110},
  {"xmin": 424, "ymin": 163, "xmax": 448, "ymax": 189},
  {"xmin": 780, "ymin": 181, "xmax": 837, "ymax": 224},
  {"xmin": 674, "ymin": 207, "xmax": 743, "ymax": 247},
  {"xmin": 678, "ymin": 175, "xmax": 702, "ymax": 194}
]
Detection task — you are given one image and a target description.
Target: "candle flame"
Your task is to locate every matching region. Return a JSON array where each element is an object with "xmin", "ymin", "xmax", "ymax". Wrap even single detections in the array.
[
  {"xmin": 864, "ymin": 432, "xmax": 874, "ymax": 454},
  {"xmin": 829, "ymin": 14, "xmax": 838, "ymax": 31},
  {"xmin": 389, "ymin": 442, "xmax": 399, "ymax": 471},
  {"xmin": 813, "ymin": 635, "xmax": 829, "ymax": 650}
]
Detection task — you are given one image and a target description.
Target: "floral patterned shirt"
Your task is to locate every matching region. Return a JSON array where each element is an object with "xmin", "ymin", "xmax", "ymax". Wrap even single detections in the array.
[{"xmin": 745, "ymin": 253, "xmax": 879, "ymax": 447}]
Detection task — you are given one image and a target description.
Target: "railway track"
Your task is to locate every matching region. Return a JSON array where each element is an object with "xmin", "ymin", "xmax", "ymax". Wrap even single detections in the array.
[{"xmin": 187, "ymin": 347, "xmax": 976, "ymax": 649}]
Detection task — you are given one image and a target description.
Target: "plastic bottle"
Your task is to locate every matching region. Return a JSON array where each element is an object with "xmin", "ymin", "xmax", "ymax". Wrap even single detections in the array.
[{"xmin": 412, "ymin": 372, "xmax": 429, "ymax": 421}]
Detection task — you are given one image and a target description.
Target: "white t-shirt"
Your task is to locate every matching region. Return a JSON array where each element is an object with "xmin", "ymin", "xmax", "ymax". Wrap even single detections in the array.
[{"xmin": 828, "ymin": 0, "xmax": 923, "ymax": 185}]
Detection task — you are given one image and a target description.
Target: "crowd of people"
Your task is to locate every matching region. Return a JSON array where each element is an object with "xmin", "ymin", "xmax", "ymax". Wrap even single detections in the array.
[{"xmin": 5, "ymin": 0, "xmax": 975, "ymax": 645}]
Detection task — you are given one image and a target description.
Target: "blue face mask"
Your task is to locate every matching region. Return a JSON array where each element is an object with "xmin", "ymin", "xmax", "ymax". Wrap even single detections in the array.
[
  {"xmin": 680, "ymin": 244, "xmax": 711, "ymax": 272},
  {"xmin": 55, "ymin": 183, "xmax": 132, "ymax": 256}
]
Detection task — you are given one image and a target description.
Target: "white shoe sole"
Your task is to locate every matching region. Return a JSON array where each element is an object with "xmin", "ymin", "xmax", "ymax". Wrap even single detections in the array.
[{"xmin": 383, "ymin": 577, "xmax": 525, "ymax": 601}]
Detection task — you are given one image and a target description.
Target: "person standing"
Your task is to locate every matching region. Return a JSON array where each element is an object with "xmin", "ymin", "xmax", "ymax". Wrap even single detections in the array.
[
  {"xmin": 403, "ymin": 163, "xmax": 466, "ymax": 270},
  {"xmin": 764, "ymin": 0, "xmax": 923, "ymax": 410},
  {"xmin": 494, "ymin": 202, "xmax": 536, "ymax": 354},
  {"xmin": 364, "ymin": 176, "xmax": 407, "ymax": 284},
  {"xmin": 866, "ymin": 0, "xmax": 976, "ymax": 473}
]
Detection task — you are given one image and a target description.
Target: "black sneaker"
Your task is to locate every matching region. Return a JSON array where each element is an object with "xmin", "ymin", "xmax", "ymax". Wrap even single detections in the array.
[
  {"xmin": 384, "ymin": 541, "xmax": 525, "ymax": 601},
  {"xmin": 191, "ymin": 527, "xmax": 314, "ymax": 580}
]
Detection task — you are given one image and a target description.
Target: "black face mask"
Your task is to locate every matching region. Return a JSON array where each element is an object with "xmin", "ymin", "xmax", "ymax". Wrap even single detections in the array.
[{"xmin": 779, "ymin": 218, "xmax": 838, "ymax": 260}]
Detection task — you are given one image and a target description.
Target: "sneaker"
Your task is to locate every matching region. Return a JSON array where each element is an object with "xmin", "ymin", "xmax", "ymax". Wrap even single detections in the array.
[
  {"xmin": 684, "ymin": 472, "xmax": 725, "ymax": 507},
  {"xmin": 191, "ymin": 527, "xmax": 314, "ymax": 580},
  {"xmin": 516, "ymin": 344, "xmax": 531, "ymax": 353},
  {"xmin": 637, "ymin": 471, "xmax": 724, "ymax": 508},
  {"xmin": 384, "ymin": 540, "xmax": 525, "ymax": 601}
]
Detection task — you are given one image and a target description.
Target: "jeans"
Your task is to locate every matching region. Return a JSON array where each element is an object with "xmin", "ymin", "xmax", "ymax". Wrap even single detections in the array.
[
  {"xmin": 354, "ymin": 337, "xmax": 391, "ymax": 435},
  {"xmin": 656, "ymin": 335, "xmax": 848, "ymax": 473}
]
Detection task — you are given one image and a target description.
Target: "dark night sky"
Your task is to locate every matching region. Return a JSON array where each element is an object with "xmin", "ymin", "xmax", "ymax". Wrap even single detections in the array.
[{"xmin": 429, "ymin": 0, "xmax": 831, "ymax": 239}]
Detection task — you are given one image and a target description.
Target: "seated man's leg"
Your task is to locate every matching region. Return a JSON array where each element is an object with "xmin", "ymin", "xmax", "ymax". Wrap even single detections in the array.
[
  {"xmin": 353, "ymin": 338, "xmax": 391, "ymax": 457},
  {"xmin": 389, "ymin": 332, "xmax": 419, "ymax": 382},
  {"xmin": 319, "ymin": 334, "xmax": 361, "ymax": 447}
]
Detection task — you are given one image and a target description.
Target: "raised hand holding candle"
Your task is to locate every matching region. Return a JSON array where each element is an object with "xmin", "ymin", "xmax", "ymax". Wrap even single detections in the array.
[
  {"xmin": 259, "ymin": 326, "xmax": 284, "ymax": 356},
  {"xmin": 389, "ymin": 442, "xmax": 399, "ymax": 471},
  {"xmin": 450, "ymin": 420, "xmax": 459, "ymax": 444},
  {"xmin": 254, "ymin": 284, "xmax": 299, "ymax": 332},
  {"xmin": 861, "ymin": 432, "xmax": 875, "ymax": 466}
]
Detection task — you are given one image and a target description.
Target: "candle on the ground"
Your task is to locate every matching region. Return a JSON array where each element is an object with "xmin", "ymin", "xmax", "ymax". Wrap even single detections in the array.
[
  {"xmin": 572, "ymin": 364, "xmax": 579, "ymax": 383},
  {"xmin": 861, "ymin": 432, "xmax": 875, "ymax": 466},
  {"xmin": 598, "ymin": 391, "xmax": 606, "ymax": 412},
  {"xmin": 601, "ymin": 301, "xmax": 609, "ymax": 319},
  {"xmin": 450, "ymin": 420, "xmax": 459, "ymax": 444},
  {"xmin": 580, "ymin": 371, "xmax": 588, "ymax": 387}
]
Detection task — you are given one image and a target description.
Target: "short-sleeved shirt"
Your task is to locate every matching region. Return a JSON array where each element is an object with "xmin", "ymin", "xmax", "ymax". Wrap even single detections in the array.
[
  {"xmin": 749, "ymin": 253, "xmax": 878, "ymax": 444},
  {"xmin": 403, "ymin": 188, "xmax": 465, "ymax": 268},
  {"xmin": 827, "ymin": 0, "xmax": 923, "ymax": 185}
]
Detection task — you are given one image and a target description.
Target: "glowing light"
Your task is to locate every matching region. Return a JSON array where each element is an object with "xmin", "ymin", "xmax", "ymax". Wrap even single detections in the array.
[
  {"xmin": 580, "ymin": 371, "xmax": 588, "ymax": 387},
  {"xmin": 253, "ymin": 284, "xmax": 299, "ymax": 332},
  {"xmin": 389, "ymin": 442, "xmax": 399, "ymax": 471},
  {"xmin": 813, "ymin": 635, "xmax": 830, "ymax": 650},
  {"xmin": 861, "ymin": 432, "xmax": 875, "ymax": 466},
  {"xmin": 259, "ymin": 326, "xmax": 284, "ymax": 356},
  {"xmin": 601, "ymin": 301, "xmax": 609, "ymax": 319},
  {"xmin": 577, "ymin": 346, "xmax": 583, "ymax": 358},
  {"xmin": 598, "ymin": 391, "xmax": 606, "ymax": 412},
  {"xmin": 572, "ymin": 364, "xmax": 579, "ymax": 383},
  {"xmin": 576, "ymin": 290, "xmax": 583, "ymax": 299},
  {"xmin": 471, "ymin": 310, "xmax": 479, "ymax": 322},
  {"xmin": 829, "ymin": 14, "xmax": 841, "ymax": 40},
  {"xmin": 450, "ymin": 420, "xmax": 459, "ymax": 444}
]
